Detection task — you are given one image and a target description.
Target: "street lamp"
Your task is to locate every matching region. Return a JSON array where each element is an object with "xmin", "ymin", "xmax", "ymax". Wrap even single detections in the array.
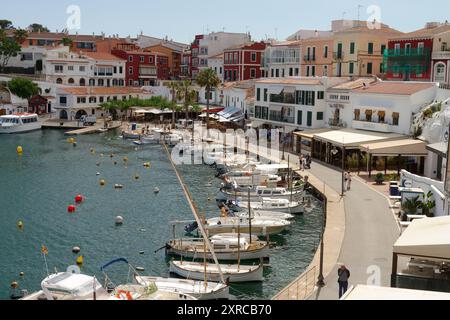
[
  {"xmin": 282, "ymin": 127, "xmax": 286, "ymax": 161},
  {"xmin": 331, "ymin": 145, "xmax": 345, "ymax": 197}
]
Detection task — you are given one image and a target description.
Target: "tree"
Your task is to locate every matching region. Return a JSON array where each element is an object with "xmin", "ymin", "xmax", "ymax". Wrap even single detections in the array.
[
  {"xmin": 28, "ymin": 24, "xmax": 50, "ymax": 33},
  {"xmin": 178, "ymin": 80, "xmax": 197, "ymax": 128},
  {"xmin": 0, "ymin": 37, "xmax": 21, "ymax": 72},
  {"xmin": 7, "ymin": 77, "xmax": 39, "ymax": 100},
  {"xmin": 166, "ymin": 81, "xmax": 180, "ymax": 129},
  {"xmin": 0, "ymin": 20, "xmax": 13, "ymax": 30},
  {"xmin": 62, "ymin": 37, "xmax": 73, "ymax": 47},
  {"xmin": 13, "ymin": 29, "xmax": 28, "ymax": 44},
  {"xmin": 196, "ymin": 68, "xmax": 220, "ymax": 130}
]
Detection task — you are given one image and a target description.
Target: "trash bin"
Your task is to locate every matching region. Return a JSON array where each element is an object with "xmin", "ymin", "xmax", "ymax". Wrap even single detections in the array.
[
  {"xmin": 131, "ymin": 123, "xmax": 137, "ymax": 131},
  {"xmin": 389, "ymin": 182, "xmax": 400, "ymax": 197}
]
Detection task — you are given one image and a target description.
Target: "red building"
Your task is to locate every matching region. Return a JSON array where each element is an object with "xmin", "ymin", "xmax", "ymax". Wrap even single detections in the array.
[
  {"xmin": 223, "ymin": 41, "xmax": 266, "ymax": 82},
  {"xmin": 384, "ymin": 23, "xmax": 450, "ymax": 83},
  {"xmin": 181, "ymin": 50, "xmax": 192, "ymax": 79},
  {"xmin": 190, "ymin": 35, "xmax": 204, "ymax": 79},
  {"xmin": 111, "ymin": 43, "xmax": 169, "ymax": 86}
]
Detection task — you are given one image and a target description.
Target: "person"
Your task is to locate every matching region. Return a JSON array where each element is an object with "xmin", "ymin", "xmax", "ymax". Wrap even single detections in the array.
[
  {"xmin": 338, "ymin": 265, "xmax": 351, "ymax": 298},
  {"xmin": 347, "ymin": 171, "xmax": 352, "ymax": 191},
  {"xmin": 302, "ymin": 157, "xmax": 307, "ymax": 171},
  {"xmin": 344, "ymin": 172, "xmax": 349, "ymax": 190},
  {"xmin": 299, "ymin": 155, "xmax": 304, "ymax": 171}
]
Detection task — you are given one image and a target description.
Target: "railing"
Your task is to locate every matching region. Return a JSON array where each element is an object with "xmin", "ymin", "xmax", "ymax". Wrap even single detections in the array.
[
  {"xmin": 268, "ymin": 113, "xmax": 295, "ymax": 124},
  {"xmin": 432, "ymin": 51, "xmax": 450, "ymax": 60},
  {"xmin": 328, "ymin": 118, "xmax": 346, "ymax": 128},
  {"xmin": 333, "ymin": 52, "xmax": 344, "ymax": 60},
  {"xmin": 303, "ymin": 55, "xmax": 316, "ymax": 62},
  {"xmin": 274, "ymin": 266, "xmax": 317, "ymax": 300},
  {"xmin": 270, "ymin": 93, "xmax": 296, "ymax": 105},
  {"xmin": 385, "ymin": 48, "xmax": 431, "ymax": 57}
]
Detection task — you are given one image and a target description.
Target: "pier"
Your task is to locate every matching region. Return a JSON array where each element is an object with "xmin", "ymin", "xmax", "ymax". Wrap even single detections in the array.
[{"xmin": 42, "ymin": 119, "xmax": 122, "ymax": 135}]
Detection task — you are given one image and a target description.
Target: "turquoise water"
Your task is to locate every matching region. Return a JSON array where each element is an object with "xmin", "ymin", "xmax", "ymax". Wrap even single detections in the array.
[{"xmin": 0, "ymin": 129, "xmax": 323, "ymax": 300}]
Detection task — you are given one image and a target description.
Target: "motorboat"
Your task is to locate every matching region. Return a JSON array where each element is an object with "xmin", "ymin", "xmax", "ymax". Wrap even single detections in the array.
[
  {"xmin": 134, "ymin": 276, "xmax": 229, "ymax": 300},
  {"xmin": 204, "ymin": 216, "xmax": 291, "ymax": 236},
  {"xmin": 166, "ymin": 233, "xmax": 270, "ymax": 261},
  {"xmin": 169, "ymin": 260, "xmax": 264, "ymax": 283},
  {"xmin": 0, "ymin": 113, "xmax": 41, "ymax": 134},
  {"xmin": 217, "ymin": 186, "xmax": 304, "ymax": 202},
  {"xmin": 235, "ymin": 209, "xmax": 295, "ymax": 221},
  {"xmin": 133, "ymin": 134, "xmax": 160, "ymax": 145},
  {"xmin": 224, "ymin": 174, "xmax": 283, "ymax": 189},
  {"xmin": 122, "ymin": 131, "xmax": 141, "ymax": 140},
  {"xmin": 237, "ymin": 198, "xmax": 305, "ymax": 215},
  {"xmin": 110, "ymin": 284, "xmax": 197, "ymax": 300}
]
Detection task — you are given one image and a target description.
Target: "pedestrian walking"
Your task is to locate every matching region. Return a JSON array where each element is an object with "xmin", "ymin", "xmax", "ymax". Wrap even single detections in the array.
[
  {"xmin": 338, "ymin": 265, "xmax": 351, "ymax": 298},
  {"xmin": 299, "ymin": 155, "xmax": 304, "ymax": 171},
  {"xmin": 347, "ymin": 171, "xmax": 352, "ymax": 191}
]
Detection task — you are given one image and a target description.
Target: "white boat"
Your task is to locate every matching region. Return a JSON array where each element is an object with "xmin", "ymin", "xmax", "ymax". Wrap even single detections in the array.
[
  {"xmin": 134, "ymin": 276, "xmax": 229, "ymax": 300},
  {"xmin": 164, "ymin": 133, "xmax": 183, "ymax": 146},
  {"xmin": 224, "ymin": 174, "xmax": 283, "ymax": 189},
  {"xmin": 111, "ymin": 284, "xmax": 198, "ymax": 300},
  {"xmin": 236, "ymin": 209, "xmax": 295, "ymax": 221},
  {"xmin": 21, "ymin": 272, "xmax": 111, "ymax": 300},
  {"xmin": 169, "ymin": 260, "xmax": 264, "ymax": 283},
  {"xmin": 122, "ymin": 131, "xmax": 141, "ymax": 140},
  {"xmin": 166, "ymin": 234, "xmax": 270, "ymax": 261},
  {"xmin": 238, "ymin": 198, "xmax": 305, "ymax": 215},
  {"xmin": 0, "ymin": 113, "xmax": 41, "ymax": 134},
  {"xmin": 217, "ymin": 186, "xmax": 304, "ymax": 202},
  {"xmin": 204, "ymin": 216, "xmax": 291, "ymax": 236}
]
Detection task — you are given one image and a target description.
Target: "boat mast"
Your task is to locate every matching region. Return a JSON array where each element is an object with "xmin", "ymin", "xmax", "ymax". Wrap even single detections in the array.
[
  {"xmin": 202, "ymin": 215, "xmax": 207, "ymax": 290},
  {"xmin": 163, "ymin": 144, "xmax": 225, "ymax": 284},
  {"xmin": 248, "ymin": 187, "xmax": 252, "ymax": 244}
]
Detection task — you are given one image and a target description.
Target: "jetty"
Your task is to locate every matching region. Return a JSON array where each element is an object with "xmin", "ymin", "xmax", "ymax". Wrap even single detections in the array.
[
  {"xmin": 65, "ymin": 122, "xmax": 122, "ymax": 136},
  {"xmin": 41, "ymin": 119, "xmax": 122, "ymax": 136}
]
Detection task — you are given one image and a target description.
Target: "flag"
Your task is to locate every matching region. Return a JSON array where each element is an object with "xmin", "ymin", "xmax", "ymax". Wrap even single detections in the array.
[{"xmin": 41, "ymin": 245, "xmax": 49, "ymax": 255}]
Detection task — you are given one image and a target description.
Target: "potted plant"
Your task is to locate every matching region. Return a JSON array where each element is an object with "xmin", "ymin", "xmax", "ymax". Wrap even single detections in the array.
[
  {"xmin": 419, "ymin": 191, "xmax": 436, "ymax": 218},
  {"xmin": 375, "ymin": 173, "xmax": 385, "ymax": 185},
  {"xmin": 401, "ymin": 196, "xmax": 422, "ymax": 221}
]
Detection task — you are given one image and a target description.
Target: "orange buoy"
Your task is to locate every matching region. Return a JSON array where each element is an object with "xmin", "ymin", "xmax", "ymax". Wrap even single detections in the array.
[
  {"xmin": 68, "ymin": 205, "xmax": 76, "ymax": 213},
  {"xmin": 75, "ymin": 195, "xmax": 84, "ymax": 203}
]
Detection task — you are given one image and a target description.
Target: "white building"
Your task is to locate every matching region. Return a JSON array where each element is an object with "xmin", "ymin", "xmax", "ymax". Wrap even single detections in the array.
[
  {"xmin": 220, "ymin": 80, "xmax": 255, "ymax": 117},
  {"xmin": 208, "ymin": 53, "xmax": 224, "ymax": 83},
  {"xmin": 0, "ymin": 85, "xmax": 29, "ymax": 114},
  {"xmin": 43, "ymin": 47, "xmax": 126, "ymax": 87},
  {"xmin": 262, "ymin": 41, "xmax": 302, "ymax": 78},
  {"xmin": 4, "ymin": 46, "xmax": 48, "ymax": 71},
  {"xmin": 54, "ymin": 86, "xmax": 150, "ymax": 120}
]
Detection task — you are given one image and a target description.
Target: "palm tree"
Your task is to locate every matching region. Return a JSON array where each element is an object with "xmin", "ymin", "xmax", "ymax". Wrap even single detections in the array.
[
  {"xmin": 13, "ymin": 29, "xmax": 28, "ymax": 44},
  {"xmin": 196, "ymin": 68, "xmax": 220, "ymax": 130},
  {"xmin": 166, "ymin": 81, "xmax": 179, "ymax": 129},
  {"xmin": 179, "ymin": 80, "xmax": 197, "ymax": 128}
]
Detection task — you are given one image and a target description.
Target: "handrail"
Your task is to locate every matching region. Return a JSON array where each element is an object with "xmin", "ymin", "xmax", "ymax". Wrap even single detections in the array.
[{"xmin": 273, "ymin": 266, "xmax": 317, "ymax": 300}]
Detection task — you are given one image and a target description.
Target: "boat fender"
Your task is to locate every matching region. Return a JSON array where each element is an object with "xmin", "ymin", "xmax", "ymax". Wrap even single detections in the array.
[{"xmin": 116, "ymin": 290, "xmax": 133, "ymax": 300}]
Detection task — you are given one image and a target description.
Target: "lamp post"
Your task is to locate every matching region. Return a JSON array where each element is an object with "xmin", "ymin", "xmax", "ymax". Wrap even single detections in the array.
[
  {"xmin": 331, "ymin": 144, "xmax": 345, "ymax": 197},
  {"xmin": 282, "ymin": 127, "xmax": 286, "ymax": 161},
  {"xmin": 316, "ymin": 189, "xmax": 327, "ymax": 287}
]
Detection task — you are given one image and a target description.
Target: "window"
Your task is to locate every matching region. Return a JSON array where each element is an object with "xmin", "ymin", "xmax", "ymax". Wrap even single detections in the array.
[
  {"xmin": 257, "ymin": 88, "xmax": 261, "ymax": 101},
  {"xmin": 250, "ymin": 68, "xmax": 256, "ymax": 79},
  {"xmin": 275, "ymin": 69, "xmax": 279, "ymax": 77},
  {"xmin": 77, "ymin": 97, "xmax": 87, "ymax": 104},
  {"xmin": 297, "ymin": 110, "xmax": 303, "ymax": 125},
  {"xmin": 392, "ymin": 112, "xmax": 400, "ymax": 126},
  {"xmin": 349, "ymin": 62, "xmax": 354, "ymax": 74},
  {"xmin": 295, "ymin": 68, "xmax": 299, "ymax": 76},
  {"xmin": 129, "ymin": 67, "xmax": 133, "ymax": 75},
  {"xmin": 307, "ymin": 111, "xmax": 313, "ymax": 127},
  {"xmin": 289, "ymin": 68, "xmax": 293, "ymax": 77},
  {"xmin": 129, "ymin": 79, "xmax": 133, "ymax": 86},
  {"xmin": 99, "ymin": 97, "xmax": 104, "ymax": 103},
  {"xmin": 323, "ymin": 65, "xmax": 328, "ymax": 76},
  {"xmin": 317, "ymin": 91, "xmax": 325, "ymax": 100},
  {"xmin": 128, "ymin": 56, "xmax": 133, "ymax": 62},
  {"xmin": 367, "ymin": 62, "xmax": 373, "ymax": 75},
  {"xmin": 79, "ymin": 66, "xmax": 85, "ymax": 72},
  {"xmin": 59, "ymin": 96, "xmax": 67, "ymax": 105},
  {"xmin": 394, "ymin": 43, "xmax": 401, "ymax": 55},
  {"xmin": 368, "ymin": 43, "xmax": 374, "ymax": 55},
  {"xmin": 418, "ymin": 42, "xmax": 425, "ymax": 55},
  {"xmin": 264, "ymin": 89, "xmax": 268, "ymax": 102},
  {"xmin": 354, "ymin": 109, "xmax": 360, "ymax": 121},
  {"xmin": 234, "ymin": 53, "xmax": 238, "ymax": 64},
  {"xmin": 306, "ymin": 66, "xmax": 310, "ymax": 77},
  {"xmin": 55, "ymin": 65, "xmax": 63, "ymax": 73},
  {"xmin": 381, "ymin": 44, "xmax": 386, "ymax": 55},
  {"xmin": 271, "ymin": 69, "xmax": 274, "ymax": 77},
  {"xmin": 68, "ymin": 66, "xmax": 74, "ymax": 71},
  {"xmin": 317, "ymin": 112, "xmax": 324, "ymax": 121},
  {"xmin": 405, "ymin": 43, "xmax": 411, "ymax": 55},
  {"xmin": 350, "ymin": 42, "xmax": 355, "ymax": 54},
  {"xmin": 140, "ymin": 56, "xmax": 145, "ymax": 63},
  {"xmin": 324, "ymin": 46, "xmax": 329, "ymax": 58},
  {"xmin": 251, "ymin": 52, "xmax": 257, "ymax": 62},
  {"xmin": 311, "ymin": 66, "xmax": 316, "ymax": 77},
  {"xmin": 365, "ymin": 110, "xmax": 373, "ymax": 122}
]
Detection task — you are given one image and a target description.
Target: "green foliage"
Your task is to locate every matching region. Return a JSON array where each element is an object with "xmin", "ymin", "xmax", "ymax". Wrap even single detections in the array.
[
  {"xmin": 28, "ymin": 24, "xmax": 49, "ymax": 33},
  {"xmin": 419, "ymin": 191, "xmax": 436, "ymax": 217},
  {"xmin": 62, "ymin": 37, "xmax": 73, "ymax": 47},
  {"xmin": 0, "ymin": 36, "xmax": 21, "ymax": 71},
  {"xmin": 401, "ymin": 196, "xmax": 421, "ymax": 214},
  {"xmin": 13, "ymin": 29, "xmax": 28, "ymax": 43},
  {"xmin": 0, "ymin": 20, "xmax": 13, "ymax": 30},
  {"xmin": 375, "ymin": 172, "xmax": 384, "ymax": 181},
  {"xmin": 7, "ymin": 77, "xmax": 39, "ymax": 99}
]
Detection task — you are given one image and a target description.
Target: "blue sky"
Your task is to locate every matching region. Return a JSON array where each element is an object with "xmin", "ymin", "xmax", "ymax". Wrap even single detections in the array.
[{"xmin": 2, "ymin": 0, "xmax": 449, "ymax": 43}]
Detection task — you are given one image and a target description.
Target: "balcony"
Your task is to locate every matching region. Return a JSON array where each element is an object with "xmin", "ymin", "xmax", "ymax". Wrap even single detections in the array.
[
  {"xmin": 352, "ymin": 119, "xmax": 393, "ymax": 133},
  {"xmin": 385, "ymin": 48, "xmax": 431, "ymax": 58},
  {"xmin": 333, "ymin": 52, "xmax": 344, "ymax": 60},
  {"xmin": 432, "ymin": 51, "xmax": 450, "ymax": 60},
  {"xmin": 270, "ymin": 93, "xmax": 296, "ymax": 105},
  {"xmin": 328, "ymin": 118, "xmax": 347, "ymax": 128},
  {"xmin": 303, "ymin": 55, "xmax": 316, "ymax": 62},
  {"xmin": 268, "ymin": 113, "xmax": 295, "ymax": 124}
]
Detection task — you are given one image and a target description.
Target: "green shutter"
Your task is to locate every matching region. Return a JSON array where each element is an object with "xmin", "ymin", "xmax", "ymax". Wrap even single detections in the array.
[
  {"xmin": 317, "ymin": 112, "xmax": 323, "ymax": 121},
  {"xmin": 307, "ymin": 111, "xmax": 313, "ymax": 127},
  {"xmin": 257, "ymin": 88, "xmax": 261, "ymax": 101},
  {"xmin": 350, "ymin": 42, "xmax": 355, "ymax": 54},
  {"xmin": 349, "ymin": 62, "xmax": 354, "ymax": 74},
  {"xmin": 368, "ymin": 43, "xmax": 374, "ymax": 54},
  {"xmin": 297, "ymin": 110, "xmax": 303, "ymax": 125}
]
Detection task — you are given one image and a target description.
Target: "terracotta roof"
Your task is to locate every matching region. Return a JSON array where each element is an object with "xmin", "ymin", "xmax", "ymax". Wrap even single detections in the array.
[
  {"xmin": 220, "ymin": 80, "xmax": 256, "ymax": 90},
  {"xmin": 390, "ymin": 24, "xmax": 450, "ymax": 40},
  {"xmin": 60, "ymin": 87, "xmax": 145, "ymax": 95},
  {"xmin": 256, "ymin": 78, "xmax": 322, "ymax": 85},
  {"xmin": 353, "ymin": 81, "xmax": 436, "ymax": 95},
  {"xmin": 83, "ymin": 52, "xmax": 126, "ymax": 61},
  {"xmin": 335, "ymin": 25, "xmax": 403, "ymax": 36},
  {"xmin": 209, "ymin": 53, "xmax": 224, "ymax": 59}
]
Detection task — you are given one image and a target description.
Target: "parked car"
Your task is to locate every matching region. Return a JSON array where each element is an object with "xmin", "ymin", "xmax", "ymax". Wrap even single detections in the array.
[{"xmin": 80, "ymin": 115, "xmax": 97, "ymax": 126}]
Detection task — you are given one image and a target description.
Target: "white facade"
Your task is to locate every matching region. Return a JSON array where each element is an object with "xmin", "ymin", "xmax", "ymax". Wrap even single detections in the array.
[
  {"xmin": 262, "ymin": 43, "xmax": 301, "ymax": 78},
  {"xmin": 0, "ymin": 87, "xmax": 29, "ymax": 114},
  {"xmin": 208, "ymin": 55, "xmax": 224, "ymax": 83},
  {"xmin": 5, "ymin": 46, "xmax": 48, "ymax": 70},
  {"xmin": 43, "ymin": 47, "xmax": 126, "ymax": 87},
  {"xmin": 197, "ymin": 32, "xmax": 251, "ymax": 71},
  {"xmin": 220, "ymin": 81, "xmax": 255, "ymax": 116}
]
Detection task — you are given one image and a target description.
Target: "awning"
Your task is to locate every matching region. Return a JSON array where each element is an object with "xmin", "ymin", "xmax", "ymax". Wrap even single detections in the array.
[
  {"xmin": 342, "ymin": 285, "xmax": 450, "ymax": 300},
  {"xmin": 360, "ymin": 139, "xmax": 428, "ymax": 157},
  {"xmin": 293, "ymin": 128, "xmax": 334, "ymax": 140},
  {"xmin": 202, "ymin": 107, "xmax": 224, "ymax": 114},
  {"xmin": 133, "ymin": 108, "xmax": 172, "ymax": 115},
  {"xmin": 394, "ymin": 216, "xmax": 450, "ymax": 260},
  {"xmin": 427, "ymin": 142, "xmax": 447, "ymax": 158},
  {"xmin": 313, "ymin": 130, "xmax": 403, "ymax": 148}
]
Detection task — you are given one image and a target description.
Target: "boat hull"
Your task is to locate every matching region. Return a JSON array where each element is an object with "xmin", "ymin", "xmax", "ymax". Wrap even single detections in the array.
[
  {"xmin": 205, "ymin": 224, "xmax": 289, "ymax": 236},
  {"xmin": 169, "ymin": 261, "xmax": 264, "ymax": 283},
  {"xmin": 0, "ymin": 123, "xmax": 42, "ymax": 134}
]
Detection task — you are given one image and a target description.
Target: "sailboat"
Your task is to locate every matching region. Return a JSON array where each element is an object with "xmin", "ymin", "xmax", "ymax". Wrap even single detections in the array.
[
  {"xmin": 237, "ymin": 198, "xmax": 305, "ymax": 215},
  {"xmin": 166, "ymin": 233, "xmax": 270, "ymax": 261}
]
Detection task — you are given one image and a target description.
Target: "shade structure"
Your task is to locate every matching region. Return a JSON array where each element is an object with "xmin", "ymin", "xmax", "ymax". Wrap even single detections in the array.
[
  {"xmin": 427, "ymin": 142, "xmax": 447, "ymax": 158},
  {"xmin": 394, "ymin": 216, "xmax": 450, "ymax": 260},
  {"xmin": 312, "ymin": 129, "xmax": 403, "ymax": 148},
  {"xmin": 342, "ymin": 285, "xmax": 450, "ymax": 300},
  {"xmin": 360, "ymin": 139, "xmax": 428, "ymax": 157}
]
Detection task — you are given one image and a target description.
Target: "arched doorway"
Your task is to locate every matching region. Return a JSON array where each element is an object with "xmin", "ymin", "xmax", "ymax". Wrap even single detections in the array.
[
  {"xmin": 80, "ymin": 78, "xmax": 86, "ymax": 86},
  {"xmin": 56, "ymin": 78, "xmax": 63, "ymax": 84},
  {"xmin": 75, "ymin": 109, "xmax": 88, "ymax": 120},
  {"xmin": 89, "ymin": 79, "xmax": 95, "ymax": 86},
  {"xmin": 434, "ymin": 63, "xmax": 447, "ymax": 83},
  {"xmin": 68, "ymin": 78, "xmax": 75, "ymax": 85},
  {"xmin": 60, "ymin": 110, "xmax": 68, "ymax": 120}
]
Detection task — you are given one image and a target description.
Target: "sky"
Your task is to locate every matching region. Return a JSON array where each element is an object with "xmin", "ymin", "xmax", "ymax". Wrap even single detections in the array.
[{"xmin": 2, "ymin": 0, "xmax": 450, "ymax": 44}]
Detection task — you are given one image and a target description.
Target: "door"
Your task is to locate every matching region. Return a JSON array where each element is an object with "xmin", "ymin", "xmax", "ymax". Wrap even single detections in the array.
[{"xmin": 307, "ymin": 111, "xmax": 313, "ymax": 127}]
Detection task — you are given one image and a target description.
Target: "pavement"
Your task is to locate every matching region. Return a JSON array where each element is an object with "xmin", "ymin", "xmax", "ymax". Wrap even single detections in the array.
[{"xmin": 306, "ymin": 162, "xmax": 401, "ymax": 300}]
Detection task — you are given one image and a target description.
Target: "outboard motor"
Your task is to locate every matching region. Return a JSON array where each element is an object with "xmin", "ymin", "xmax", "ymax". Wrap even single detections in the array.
[{"xmin": 184, "ymin": 221, "xmax": 199, "ymax": 234}]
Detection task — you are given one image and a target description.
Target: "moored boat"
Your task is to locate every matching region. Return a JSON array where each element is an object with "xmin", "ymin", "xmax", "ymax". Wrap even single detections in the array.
[
  {"xmin": 0, "ymin": 113, "xmax": 41, "ymax": 134},
  {"xmin": 204, "ymin": 216, "xmax": 291, "ymax": 236},
  {"xmin": 237, "ymin": 198, "xmax": 305, "ymax": 215}
]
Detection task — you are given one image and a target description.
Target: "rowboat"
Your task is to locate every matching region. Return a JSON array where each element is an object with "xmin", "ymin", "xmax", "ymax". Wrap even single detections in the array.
[
  {"xmin": 165, "ymin": 234, "xmax": 270, "ymax": 261},
  {"xmin": 134, "ymin": 276, "xmax": 230, "ymax": 300},
  {"xmin": 204, "ymin": 216, "xmax": 291, "ymax": 236},
  {"xmin": 169, "ymin": 260, "xmax": 264, "ymax": 283}
]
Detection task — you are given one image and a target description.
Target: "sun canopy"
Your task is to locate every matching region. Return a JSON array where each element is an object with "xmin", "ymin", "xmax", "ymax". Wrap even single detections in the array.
[
  {"xmin": 133, "ymin": 108, "xmax": 172, "ymax": 115},
  {"xmin": 360, "ymin": 139, "xmax": 428, "ymax": 157},
  {"xmin": 342, "ymin": 285, "xmax": 450, "ymax": 300},
  {"xmin": 427, "ymin": 142, "xmax": 447, "ymax": 158},
  {"xmin": 313, "ymin": 130, "xmax": 402, "ymax": 148},
  {"xmin": 394, "ymin": 216, "xmax": 450, "ymax": 260}
]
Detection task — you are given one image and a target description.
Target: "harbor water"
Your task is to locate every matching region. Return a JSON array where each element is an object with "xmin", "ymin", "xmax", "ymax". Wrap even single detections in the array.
[{"xmin": 0, "ymin": 129, "xmax": 324, "ymax": 300}]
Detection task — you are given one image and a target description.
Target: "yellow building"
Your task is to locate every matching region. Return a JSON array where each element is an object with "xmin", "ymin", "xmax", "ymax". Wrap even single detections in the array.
[{"xmin": 332, "ymin": 25, "xmax": 403, "ymax": 77}]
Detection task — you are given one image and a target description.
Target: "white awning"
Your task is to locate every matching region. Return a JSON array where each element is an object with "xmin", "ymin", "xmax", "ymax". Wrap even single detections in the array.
[
  {"xmin": 360, "ymin": 139, "xmax": 428, "ymax": 156},
  {"xmin": 342, "ymin": 285, "xmax": 450, "ymax": 300},
  {"xmin": 394, "ymin": 216, "xmax": 450, "ymax": 260},
  {"xmin": 313, "ymin": 129, "xmax": 404, "ymax": 148}
]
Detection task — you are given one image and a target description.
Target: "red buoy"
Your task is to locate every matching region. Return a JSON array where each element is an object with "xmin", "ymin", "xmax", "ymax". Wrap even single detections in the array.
[
  {"xmin": 68, "ymin": 205, "xmax": 76, "ymax": 213},
  {"xmin": 75, "ymin": 195, "xmax": 84, "ymax": 203}
]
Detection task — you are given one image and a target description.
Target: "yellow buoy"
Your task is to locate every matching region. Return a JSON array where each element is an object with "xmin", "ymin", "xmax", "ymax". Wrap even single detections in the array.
[
  {"xmin": 17, "ymin": 221, "xmax": 24, "ymax": 231},
  {"xmin": 17, "ymin": 146, "xmax": 23, "ymax": 154},
  {"xmin": 76, "ymin": 255, "xmax": 84, "ymax": 266},
  {"xmin": 100, "ymin": 179, "xmax": 106, "ymax": 186},
  {"xmin": 123, "ymin": 157, "xmax": 129, "ymax": 163}
]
